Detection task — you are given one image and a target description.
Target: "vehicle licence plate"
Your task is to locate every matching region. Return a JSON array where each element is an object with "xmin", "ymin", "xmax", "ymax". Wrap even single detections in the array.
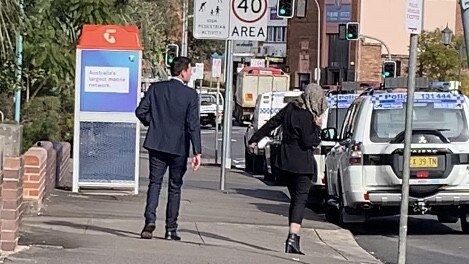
[
  {"xmin": 200, "ymin": 114, "xmax": 208, "ymax": 117},
  {"xmin": 410, "ymin": 156, "xmax": 438, "ymax": 168}
]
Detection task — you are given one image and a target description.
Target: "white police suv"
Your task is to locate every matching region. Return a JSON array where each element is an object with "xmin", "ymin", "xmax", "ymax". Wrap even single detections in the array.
[{"xmin": 323, "ymin": 89, "xmax": 469, "ymax": 232}]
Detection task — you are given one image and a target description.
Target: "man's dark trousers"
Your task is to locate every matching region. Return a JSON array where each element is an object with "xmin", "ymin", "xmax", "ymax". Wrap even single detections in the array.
[{"xmin": 144, "ymin": 149, "xmax": 187, "ymax": 231}]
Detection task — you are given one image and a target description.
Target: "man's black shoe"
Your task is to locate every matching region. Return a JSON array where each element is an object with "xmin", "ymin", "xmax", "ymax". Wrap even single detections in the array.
[
  {"xmin": 165, "ymin": 230, "xmax": 181, "ymax": 241},
  {"xmin": 140, "ymin": 223, "xmax": 156, "ymax": 239}
]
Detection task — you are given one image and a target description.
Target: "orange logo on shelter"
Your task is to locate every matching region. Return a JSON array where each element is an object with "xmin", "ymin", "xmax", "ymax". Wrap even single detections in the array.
[{"xmin": 77, "ymin": 25, "xmax": 143, "ymax": 50}]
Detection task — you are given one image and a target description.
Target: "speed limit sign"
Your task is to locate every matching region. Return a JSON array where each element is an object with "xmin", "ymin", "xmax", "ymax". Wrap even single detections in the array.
[{"xmin": 229, "ymin": 0, "xmax": 268, "ymax": 41}]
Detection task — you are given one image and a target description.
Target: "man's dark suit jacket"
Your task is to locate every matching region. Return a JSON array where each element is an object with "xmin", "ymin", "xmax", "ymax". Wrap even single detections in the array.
[{"xmin": 135, "ymin": 79, "xmax": 202, "ymax": 157}]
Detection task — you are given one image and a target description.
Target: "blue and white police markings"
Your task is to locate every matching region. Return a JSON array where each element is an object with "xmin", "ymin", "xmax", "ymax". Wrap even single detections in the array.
[
  {"xmin": 326, "ymin": 94, "xmax": 358, "ymax": 109},
  {"xmin": 372, "ymin": 92, "xmax": 465, "ymax": 110}
]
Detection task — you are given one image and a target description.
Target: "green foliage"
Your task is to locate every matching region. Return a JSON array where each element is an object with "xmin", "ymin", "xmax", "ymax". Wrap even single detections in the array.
[
  {"xmin": 418, "ymin": 29, "xmax": 466, "ymax": 81},
  {"xmin": 0, "ymin": 0, "xmax": 19, "ymax": 59},
  {"xmin": 0, "ymin": 0, "xmax": 221, "ymax": 151},
  {"xmin": 22, "ymin": 96, "xmax": 61, "ymax": 151},
  {"xmin": 0, "ymin": 58, "xmax": 18, "ymax": 94}
]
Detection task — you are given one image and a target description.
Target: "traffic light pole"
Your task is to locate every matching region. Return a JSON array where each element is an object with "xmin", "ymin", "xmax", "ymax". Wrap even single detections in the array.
[
  {"xmin": 359, "ymin": 34, "xmax": 392, "ymax": 60},
  {"xmin": 313, "ymin": 0, "xmax": 321, "ymax": 84},
  {"xmin": 181, "ymin": 0, "xmax": 189, "ymax": 56}
]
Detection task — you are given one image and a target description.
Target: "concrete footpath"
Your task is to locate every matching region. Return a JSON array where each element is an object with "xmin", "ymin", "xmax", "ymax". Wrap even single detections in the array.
[{"xmin": 4, "ymin": 160, "xmax": 381, "ymax": 264}]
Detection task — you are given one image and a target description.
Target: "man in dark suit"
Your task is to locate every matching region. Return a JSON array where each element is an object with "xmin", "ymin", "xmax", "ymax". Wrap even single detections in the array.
[{"xmin": 136, "ymin": 56, "xmax": 202, "ymax": 241}]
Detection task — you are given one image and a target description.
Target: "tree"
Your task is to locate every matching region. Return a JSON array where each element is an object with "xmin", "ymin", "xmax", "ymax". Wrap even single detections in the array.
[
  {"xmin": 187, "ymin": 0, "xmax": 225, "ymax": 61},
  {"xmin": 0, "ymin": 0, "xmax": 19, "ymax": 59},
  {"xmin": 417, "ymin": 29, "xmax": 465, "ymax": 81},
  {"xmin": 0, "ymin": 0, "xmax": 184, "ymax": 148}
]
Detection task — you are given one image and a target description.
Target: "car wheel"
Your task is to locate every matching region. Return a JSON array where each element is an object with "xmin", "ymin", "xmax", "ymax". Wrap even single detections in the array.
[
  {"xmin": 245, "ymin": 148, "xmax": 253, "ymax": 172},
  {"xmin": 461, "ymin": 211, "xmax": 469, "ymax": 234},
  {"xmin": 437, "ymin": 214, "xmax": 459, "ymax": 223},
  {"xmin": 325, "ymin": 203, "xmax": 339, "ymax": 224},
  {"xmin": 337, "ymin": 174, "xmax": 349, "ymax": 228},
  {"xmin": 272, "ymin": 166, "xmax": 286, "ymax": 186},
  {"xmin": 263, "ymin": 156, "xmax": 273, "ymax": 182},
  {"xmin": 251, "ymin": 154, "xmax": 265, "ymax": 175},
  {"xmin": 307, "ymin": 187, "xmax": 326, "ymax": 214}
]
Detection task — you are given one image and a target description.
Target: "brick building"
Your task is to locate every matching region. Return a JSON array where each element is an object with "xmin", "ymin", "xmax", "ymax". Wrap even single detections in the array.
[{"xmin": 287, "ymin": 0, "xmax": 463, "ymax": 88}]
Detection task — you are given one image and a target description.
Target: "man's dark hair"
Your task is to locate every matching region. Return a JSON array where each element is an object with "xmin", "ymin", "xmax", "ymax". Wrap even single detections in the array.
[{"xmin": 170, "ymin": 56, "xmax": 192, "ymax": 77}]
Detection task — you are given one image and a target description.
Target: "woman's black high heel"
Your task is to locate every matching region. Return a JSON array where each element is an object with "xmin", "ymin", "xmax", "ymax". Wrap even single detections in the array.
[{"xmin": 285, "ymin": 233, "xmax": 305, "ymax": 255}]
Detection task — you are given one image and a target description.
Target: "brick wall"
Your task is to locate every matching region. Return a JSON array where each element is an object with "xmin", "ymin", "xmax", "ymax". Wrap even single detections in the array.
[
  {"xmin": 286, "ymin": 1, "xmax": 320, "ymax": 88},
  {"xmin": 0, "ymin": 140, "xmax": 71, "ymax": 251},
  {"xmin": 358, "ymin": 41, "xmax": 382, "ymax": 82},
  {"xmin": 2, "ymin": 157, "xmax": 23, "ymax": 251},
  {"xmin": 22, "ymin": 147, "xmax": 47, "ymax": 211},
  {"xmin": 53, "ymin": 142, "xmax": 72, "ymax": 188},
  {"xmin": 357, "ymin": 41, "xmax": 411, "ymax": 82},
  {"xmin": 22, "ymin": 141, "xmax": 71, "ymax": 212},
  {"xmin": 456, "ymin": 0, "xmax": 463, "ymax": 35},
  {"xmin": 38, "ymin": 141, "xmax": 57, "ymax": 197}
]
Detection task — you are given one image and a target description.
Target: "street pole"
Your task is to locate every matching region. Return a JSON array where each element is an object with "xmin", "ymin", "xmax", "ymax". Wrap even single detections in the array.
[
  {"xmin": 458, "ymin": 43, "xmax": 463, "ymax": 83},
  {"xmin": 397, "ymin": 29, "xmax": 419, "ymax": 264},
  {"xmin": 215, "ymin": 77, "xmax": 220, "ymax": 164},
  {"xmin": 14, "ymin": 0, "xmax": 24, "ymax": 123},
  {"xmin": 460, "ymin": 1, "xmax": 469, "ymax": 65},
  {"xmin": 314, "ymin": 0, "xmax": 321, "ymax": 84},
  {"xmin": 220, "ymin": 40, "xmax": 234, "ymax": 191},
  {"xmin": 181, "ymin": 0, "xmax": 189, "ymax": 56}
]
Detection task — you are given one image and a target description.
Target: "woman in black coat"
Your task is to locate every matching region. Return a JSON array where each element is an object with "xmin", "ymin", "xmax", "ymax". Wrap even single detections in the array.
[{"xmin": 248, "ymin": 83, "xmax": 326, "ymax": 255}]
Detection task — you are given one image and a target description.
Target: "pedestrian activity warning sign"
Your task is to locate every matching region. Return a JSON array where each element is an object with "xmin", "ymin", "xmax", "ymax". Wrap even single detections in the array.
[{"xmin": 194, "ymin": 0, "xmax": 230, "ymax": 39}]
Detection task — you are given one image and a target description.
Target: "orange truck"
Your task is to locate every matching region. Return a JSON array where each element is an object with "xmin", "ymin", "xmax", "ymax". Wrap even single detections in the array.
[{"xmin": 234, "ymin": 67, "xmax": 290, "ymax": 125}]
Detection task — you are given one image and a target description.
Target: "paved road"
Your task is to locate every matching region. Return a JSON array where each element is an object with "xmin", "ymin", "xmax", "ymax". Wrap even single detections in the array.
[
  {"xmin": 351, "ymin": 215, "xmax": 469, "ymax": 264},
  {"xmin": 140, "ymin": 124, "xmax": 246, "ymax": 168},
  {"xmin": 200, "ymin": 124, "xmax": 246, "ymax": 168}
]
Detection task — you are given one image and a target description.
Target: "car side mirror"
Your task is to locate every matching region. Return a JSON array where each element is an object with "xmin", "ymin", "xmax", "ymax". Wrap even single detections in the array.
[{"xmin": 321, "ymin": 128, "xmax": 337, "ymax": 141}]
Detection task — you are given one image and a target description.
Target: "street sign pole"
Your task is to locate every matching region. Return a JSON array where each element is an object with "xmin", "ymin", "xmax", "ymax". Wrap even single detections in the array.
[
  {"xmin": 460, "ymin": 0, "xmax": 469, "ymax": 65},
  {"xmin": 194, "ymin": 0, "xmax": 268, "ymax": 191},
  {"xmin": 220, "ymin": 40, "xmax": 233, "ymax": 191},
  {"xmin": 398, "ymin": 0, "xmax": 423, "ymax": 263},
  {"xmin": 215, "ymin": 77, "xmax": 220, "ymax": 164},
  {"xmin": 211, "ymin": 57, "xmax": 223, "ymax": 165},
  {"xmin": 397, "ymin": 32, "xmax": 418, "ymax": 264}
]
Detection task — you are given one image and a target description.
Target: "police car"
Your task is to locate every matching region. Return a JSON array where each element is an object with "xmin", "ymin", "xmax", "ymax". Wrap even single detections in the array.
[
  {"xmin": 244, "ymin": 90, "xmax": 302, "ymax": 174},
  {"xmin": 323, "ymin": 89, "xmax": 469, "ymax": 232}
]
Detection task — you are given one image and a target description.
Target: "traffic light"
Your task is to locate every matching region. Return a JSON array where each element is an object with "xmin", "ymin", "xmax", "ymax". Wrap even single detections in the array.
[
  {"xmin": 165, "ymin": 44, "xmax": 179, "ymax": 67},
  {"xmin": 346, "ymin": 22, "xmax": 359, "ymax": 40},
  {"xmin": 277, "ymin": 0, "xmax": 295, "ymax": 18},
  {"xmin": 382, "ymin": 61, "xmax": 397, "ymax": 78}
]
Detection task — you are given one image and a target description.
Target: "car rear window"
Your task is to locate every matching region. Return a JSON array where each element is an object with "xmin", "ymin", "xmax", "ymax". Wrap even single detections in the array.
[
  {"xmin": 370, "ymin": 93, "xmax": 469, "ymax": 143},
  {"xmin": 327, "ymin": 108, "xmax": 348, "ymax": 129}
]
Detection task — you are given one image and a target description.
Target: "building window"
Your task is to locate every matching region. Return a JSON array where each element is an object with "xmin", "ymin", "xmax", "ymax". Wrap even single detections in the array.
[{"xmin": 266, "ymin": 26, "xmax": 287, "ymax": 43}]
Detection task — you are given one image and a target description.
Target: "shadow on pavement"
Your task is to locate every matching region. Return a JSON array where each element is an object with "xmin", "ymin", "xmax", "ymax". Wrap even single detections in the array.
[
  {"xmin": 251, "ymin": 203, "xmax": 325, "ymax": 222},
  {"xmin": 233, "ymin": 188, "xmax": 289, "ymax": 203},
  {"xmin": 42, "ymin": 221, "xmax": 140, "ymax": 238},
  {"xmin": 179, "ymin": 229, "xmax": 278, "ymax": 252},
  {"xmin": 349, "ymin": 216, "xmax": 460, "ymax": 236}
]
